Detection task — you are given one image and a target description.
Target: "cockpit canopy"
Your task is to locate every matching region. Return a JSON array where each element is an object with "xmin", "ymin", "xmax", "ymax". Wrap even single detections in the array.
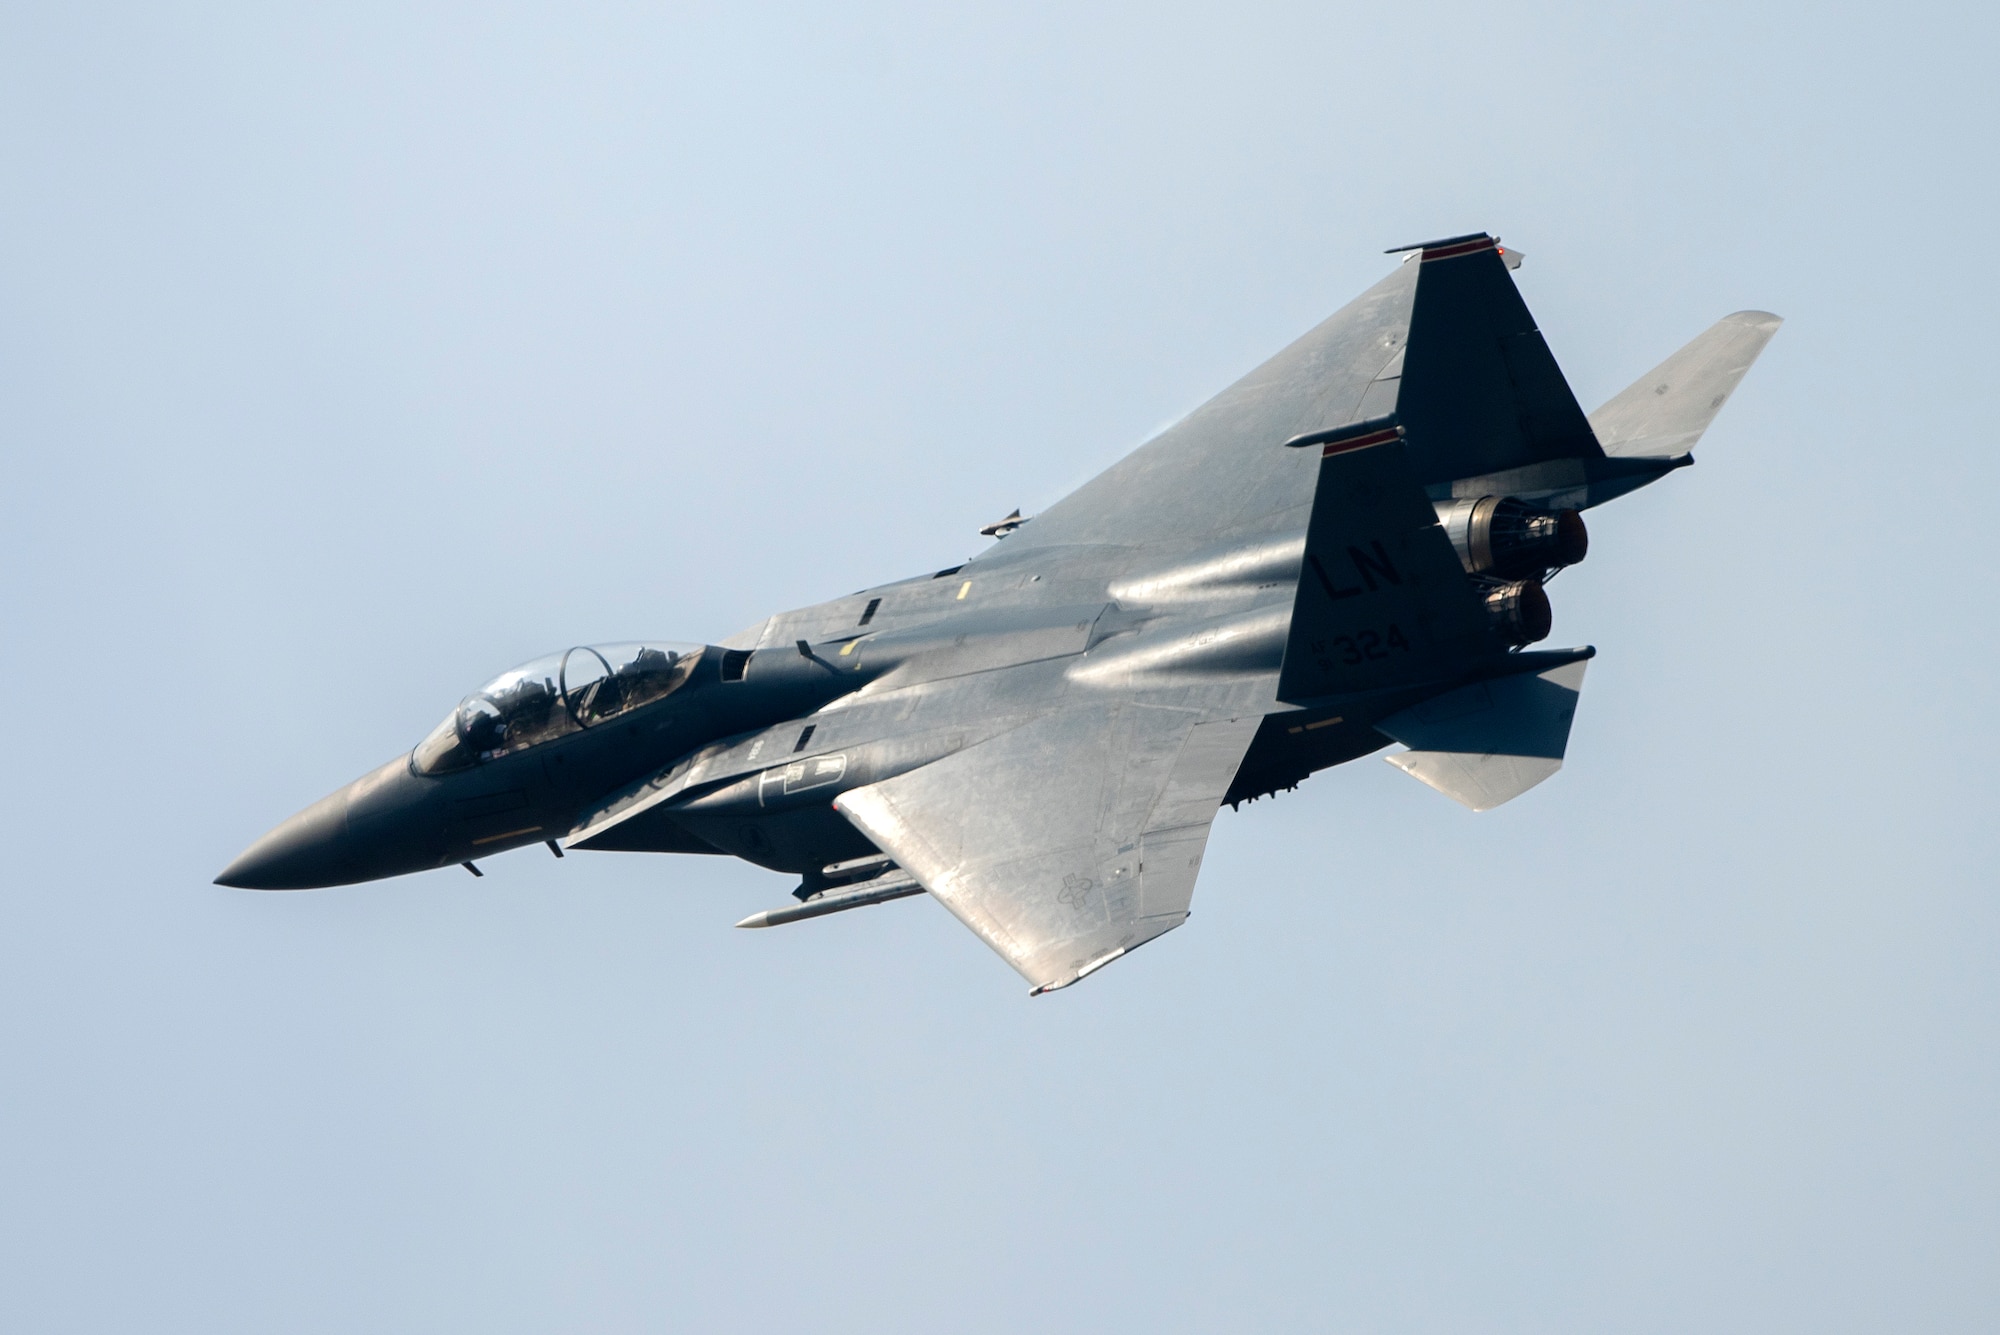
[{"xmin": 412, "ymin": 642, "xmax": 704, "ymax": 775}]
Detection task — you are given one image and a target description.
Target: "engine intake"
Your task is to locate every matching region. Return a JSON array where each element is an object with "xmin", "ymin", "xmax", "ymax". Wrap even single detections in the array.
[
  {"xmin": 1482, "ymin": 579, "xmax": 1553, "ymax": 647},
  {"xmin": 1436, "ymin": 496, "xmax": 1588, "ymax": 577}
]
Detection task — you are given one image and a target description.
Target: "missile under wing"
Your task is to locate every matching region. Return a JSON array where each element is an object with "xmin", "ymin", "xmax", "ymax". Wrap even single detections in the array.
[{"xmin": 216, "ymin": 233, "xmax": 1779, "ymax": 995}]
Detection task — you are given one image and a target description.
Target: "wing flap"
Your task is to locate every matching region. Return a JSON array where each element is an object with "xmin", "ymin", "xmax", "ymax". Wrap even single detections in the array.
[{"xmin": 835, "ymin": 705, "xmax": 1259, "ymax": 992}]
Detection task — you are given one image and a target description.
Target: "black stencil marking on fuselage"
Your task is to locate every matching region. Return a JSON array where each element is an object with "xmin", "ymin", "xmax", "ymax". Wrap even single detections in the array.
[
  {"xmin": 1307, "ymin": 553, "xmax": 1363, "ymax": 601},
  {"xmin": 1347, "ymin": 541, "xmax": 1402, "ymax": 591}
]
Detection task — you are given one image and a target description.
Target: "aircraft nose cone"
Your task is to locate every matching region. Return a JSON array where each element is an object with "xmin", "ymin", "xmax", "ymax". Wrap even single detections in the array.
[{"xmin": 215, "ymin": 788, "xmax": 354, "ymax": 889}]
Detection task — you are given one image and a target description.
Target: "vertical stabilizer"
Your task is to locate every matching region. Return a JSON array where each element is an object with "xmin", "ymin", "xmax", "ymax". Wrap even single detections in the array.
[{"xmin": 1392, "ymin": 233, "xmax": 1603, "ymax": 483}]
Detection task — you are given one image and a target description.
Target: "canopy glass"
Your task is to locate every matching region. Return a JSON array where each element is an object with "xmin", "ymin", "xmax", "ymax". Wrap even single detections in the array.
[{"xmin": 411, "ymin": 642, "xmax": 703, "ymax": 775}]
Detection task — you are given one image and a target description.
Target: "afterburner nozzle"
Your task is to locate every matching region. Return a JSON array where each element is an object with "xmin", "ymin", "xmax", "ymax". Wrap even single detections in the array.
[{"xmin": 1483, "ymin": 579, "xmax": 1553, "ymax": 647}]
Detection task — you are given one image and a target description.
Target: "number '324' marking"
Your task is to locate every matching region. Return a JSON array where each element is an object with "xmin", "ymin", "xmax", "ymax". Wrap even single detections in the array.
[{"xmin": 1310, "ymin": 623, "xmax": 1410, "ymax": 668}]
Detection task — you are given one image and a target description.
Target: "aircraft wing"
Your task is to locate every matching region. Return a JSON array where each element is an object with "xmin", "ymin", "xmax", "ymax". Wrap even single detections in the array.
[
  {"xmin": 993, "ymin": 233, "xmax": 1607, "ymax": 565},
  {"xmin": 989, "ymin": 258, "xmax": 1418, "ymax": 560},
  {"xmin": 834, "ymin": 704, "xmax": 1261, "ymax": 993}
]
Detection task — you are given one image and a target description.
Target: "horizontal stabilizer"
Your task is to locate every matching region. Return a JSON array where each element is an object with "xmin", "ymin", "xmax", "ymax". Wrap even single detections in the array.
[
  {"xmin": 1377, "ymin": 656, "xmax": 1590, "ymax": 810},
  {"xmin": 1591, "ymin": 311, "xmax": 1783, "ymax": 458}
]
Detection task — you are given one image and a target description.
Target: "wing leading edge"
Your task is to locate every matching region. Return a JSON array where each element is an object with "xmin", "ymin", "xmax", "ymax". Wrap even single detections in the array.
[{"xmin": 835, "ymin": 705, "xmax": 1260, "ymax": 993}]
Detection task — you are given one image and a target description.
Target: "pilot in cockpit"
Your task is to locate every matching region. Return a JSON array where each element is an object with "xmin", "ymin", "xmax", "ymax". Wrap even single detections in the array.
[{"xmin": 412, "ymin": 643, "xmax": 703, "ymax": 776}]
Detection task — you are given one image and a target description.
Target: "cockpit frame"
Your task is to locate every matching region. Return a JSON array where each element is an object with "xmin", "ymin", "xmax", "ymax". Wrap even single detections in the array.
[{"xmin": 411, "ymin": 642, "xmax": 704, "ymax": 776}]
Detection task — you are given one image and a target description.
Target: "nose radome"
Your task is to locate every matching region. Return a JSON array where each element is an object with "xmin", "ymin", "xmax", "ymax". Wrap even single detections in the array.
[{"xmin": 214, "ymin": 787, "xmax": 355, "ymax": 889}]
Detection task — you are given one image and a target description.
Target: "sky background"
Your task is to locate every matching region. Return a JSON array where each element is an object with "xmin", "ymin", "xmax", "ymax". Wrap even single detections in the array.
[{"xmin": 3, "ymin": 3, "xmax": 1996, "ymax": 1331}]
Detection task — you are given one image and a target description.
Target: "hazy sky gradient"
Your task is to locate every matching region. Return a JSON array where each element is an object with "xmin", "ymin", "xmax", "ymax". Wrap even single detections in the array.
[{"xmin": 3, "ymin": 4, "xmax": 1995, "ymax": 1331}]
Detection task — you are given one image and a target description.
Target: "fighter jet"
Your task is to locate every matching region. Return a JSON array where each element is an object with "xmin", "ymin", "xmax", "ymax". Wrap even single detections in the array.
[{"xmin": 217, "ymin": 233, "xmax": 1780, "ymax": 994}]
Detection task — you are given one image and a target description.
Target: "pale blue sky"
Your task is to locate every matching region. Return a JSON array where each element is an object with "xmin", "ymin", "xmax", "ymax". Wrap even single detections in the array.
[{"xmin": 3, "ymin": 4, "xmax": 1996, "ymax": 1331}]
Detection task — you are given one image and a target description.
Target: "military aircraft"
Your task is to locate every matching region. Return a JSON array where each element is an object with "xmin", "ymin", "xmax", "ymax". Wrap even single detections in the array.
[{"xmin": 217, "ymin": 233, "xmax": 1779, "ymax": 994}]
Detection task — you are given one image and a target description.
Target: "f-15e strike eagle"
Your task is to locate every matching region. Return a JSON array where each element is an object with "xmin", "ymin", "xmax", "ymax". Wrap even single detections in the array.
[{"xmin": 218, "ymin": 233, "xmax": 1780, "ymax": 994}]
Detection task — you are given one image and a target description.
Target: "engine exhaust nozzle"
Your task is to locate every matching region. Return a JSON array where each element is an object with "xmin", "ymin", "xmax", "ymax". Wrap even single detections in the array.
[
  {"xmin": 1483, "ymin": 578, "xmax": 1553, "ymax": 647},
  {"xmin": 1437, "ymin": 496, "xmax": 1588, "ymax": 577}
]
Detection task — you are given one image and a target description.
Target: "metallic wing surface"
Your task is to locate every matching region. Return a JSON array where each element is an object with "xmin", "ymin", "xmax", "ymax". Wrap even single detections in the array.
[
  {"xmin": 995, "ymin": 234, "xmax": 1602, "ymax": 567},
  {"xmin": 836, "ymin": 705, "xmax": 1261, "ymax": 993},
  {"xmin": 985, "ymin": 260, "xmax": 1418, "ymax": 565}
]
